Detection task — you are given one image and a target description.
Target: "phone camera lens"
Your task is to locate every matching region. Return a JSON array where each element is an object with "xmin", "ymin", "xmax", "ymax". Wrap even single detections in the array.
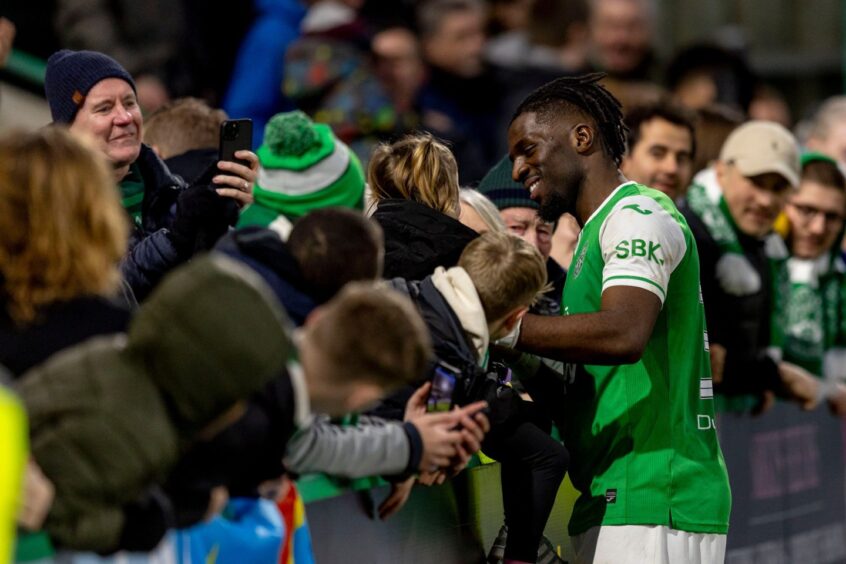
[{"xmin": 224, "ymin": 122, "xmax": 239, "ymax": 139}]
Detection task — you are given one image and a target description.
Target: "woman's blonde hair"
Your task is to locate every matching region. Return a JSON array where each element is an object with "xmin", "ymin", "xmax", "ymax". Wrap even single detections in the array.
[
  {"xmin": 459, "ymin": 188, "xmax": 506, "ymax": 233},
  {"xmin": 367, "ymin": 132, "xmax": 461, "ymax": 217},
  {"xmin": 0, "ymin": 128, "xmax": 129, "ymax": 324}
]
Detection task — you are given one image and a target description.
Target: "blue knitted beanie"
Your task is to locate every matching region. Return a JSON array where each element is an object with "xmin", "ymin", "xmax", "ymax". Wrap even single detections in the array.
[{"xmin": 44, "ymin": 50, "xmax": 137, "ymax": 124}]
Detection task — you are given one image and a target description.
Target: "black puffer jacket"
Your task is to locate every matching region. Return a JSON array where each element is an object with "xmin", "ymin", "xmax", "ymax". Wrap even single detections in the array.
[
  {"xmin": 0, "ymin": 296, "xmax": 130, "ymax": 378},
  {"xmin": 120, "ymin": 144, "xmax": 185, "ymax": 301},
  {"xmin": 372, "ymin": 199, "xmax": 478, "ymax": 280}
]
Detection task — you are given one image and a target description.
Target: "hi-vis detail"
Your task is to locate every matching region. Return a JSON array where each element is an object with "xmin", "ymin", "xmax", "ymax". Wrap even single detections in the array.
[{"xmin": 615, "ymin": 239, "xmax": 664, "ymax": 265}]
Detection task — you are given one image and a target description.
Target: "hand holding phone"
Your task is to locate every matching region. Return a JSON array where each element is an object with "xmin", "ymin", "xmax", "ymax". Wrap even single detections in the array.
[
  {"xmin": 219, "ymin": 119, "xmax": 253, "ymax": 167},
  {"xmin": 210, "ymin": 118, "xmax": 257, "ymax": 207}
]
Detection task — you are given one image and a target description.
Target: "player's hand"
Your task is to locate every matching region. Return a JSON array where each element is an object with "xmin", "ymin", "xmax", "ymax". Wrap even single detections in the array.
[
  {"xmin": 778, "ymin": 361, "xmax": 820, "ymax": 411},
  {"xmin": 378, "ymin": 476, "xmax": 415, "ymax": 520},
  {"xmin": 214, "ymin": 150, "xmax": 258, "ymax": 206}
]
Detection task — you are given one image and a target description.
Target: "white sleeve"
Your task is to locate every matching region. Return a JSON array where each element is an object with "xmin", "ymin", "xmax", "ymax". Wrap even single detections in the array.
[{"xmin": 599, "ymin": 195, "xmax": 687, "ymax": 305}]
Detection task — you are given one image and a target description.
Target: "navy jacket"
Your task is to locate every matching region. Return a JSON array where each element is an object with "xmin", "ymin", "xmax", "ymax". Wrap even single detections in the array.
[{"xmin": 120, "ymin": 144, "xmax": 186, "ymax": 301}]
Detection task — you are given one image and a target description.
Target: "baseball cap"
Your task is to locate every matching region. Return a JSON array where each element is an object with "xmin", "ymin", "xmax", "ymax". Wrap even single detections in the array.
[{"xmin": 719, "ymin": 120, "xmax": 800, "ymax": 187}]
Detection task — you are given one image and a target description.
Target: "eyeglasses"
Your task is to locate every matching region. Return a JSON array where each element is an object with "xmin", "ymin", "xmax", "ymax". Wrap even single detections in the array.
[{"xmin": 789, "ymin": 202, "xmax": 845, "ymax": 225}]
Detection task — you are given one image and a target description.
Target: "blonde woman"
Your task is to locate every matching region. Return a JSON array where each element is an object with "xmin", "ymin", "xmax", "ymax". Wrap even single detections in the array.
[
  {"xmin": 369, "ymin": 133, "xmax": 479, "ymax": 279},
  {"xmin": 0, "ymin": 128, "xmax": 130, "ymax": 377}
]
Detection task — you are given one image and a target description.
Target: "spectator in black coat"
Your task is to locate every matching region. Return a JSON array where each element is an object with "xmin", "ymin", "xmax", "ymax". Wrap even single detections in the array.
[{"xmin": 368, "ymin": 133, "xmax": 479, "ymax": 279}]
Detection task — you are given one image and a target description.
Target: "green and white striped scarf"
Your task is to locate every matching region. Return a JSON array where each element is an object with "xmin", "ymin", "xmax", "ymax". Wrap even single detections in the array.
[{"xmin": 784, "ymin": 253, "xmax": 846, "ymax": 382}]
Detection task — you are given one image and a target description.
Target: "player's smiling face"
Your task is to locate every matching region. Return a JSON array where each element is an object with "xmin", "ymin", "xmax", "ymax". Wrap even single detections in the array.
[{"xmin": 508, "ymin": 111, "xmax": 585, "ymax": 222}]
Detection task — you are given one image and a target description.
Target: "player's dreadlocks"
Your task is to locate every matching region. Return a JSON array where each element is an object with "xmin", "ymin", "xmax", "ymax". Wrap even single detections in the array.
[{"xmin": 512, "ymin": 73, "xmax": 628, "ymax": 166}]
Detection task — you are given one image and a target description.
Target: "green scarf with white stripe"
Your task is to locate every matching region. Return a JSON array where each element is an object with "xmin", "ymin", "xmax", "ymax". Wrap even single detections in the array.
[{"xmin": 784, "ymin": 253, "xmax": 846, "ymax": 380}]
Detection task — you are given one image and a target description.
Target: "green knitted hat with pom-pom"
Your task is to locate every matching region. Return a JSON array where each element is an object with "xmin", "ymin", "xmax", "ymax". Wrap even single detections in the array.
[{"xmin": 240, "ymin": 111, "xmax": 365, "ymax": 228}]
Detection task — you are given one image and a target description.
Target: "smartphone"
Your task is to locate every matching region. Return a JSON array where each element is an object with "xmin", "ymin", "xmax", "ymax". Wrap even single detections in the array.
[
  {"xmin": 219, "ymin": 119, "xmax": 253, "ymax": 167},
  {"xmin": 427, "ymin": 362, "xmax": 459, "ymax": 413}
]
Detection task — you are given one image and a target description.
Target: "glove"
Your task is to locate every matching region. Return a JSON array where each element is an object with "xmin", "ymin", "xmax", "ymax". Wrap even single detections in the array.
[{"xmin": 169, "ymin": 185, "xmax": 239, "ymax": 256}]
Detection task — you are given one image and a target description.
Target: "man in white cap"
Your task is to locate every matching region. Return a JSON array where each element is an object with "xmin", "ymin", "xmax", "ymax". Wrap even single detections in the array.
[{"xmin": 681, "ymin": 121, "xmax": 820, "ymax": 413}]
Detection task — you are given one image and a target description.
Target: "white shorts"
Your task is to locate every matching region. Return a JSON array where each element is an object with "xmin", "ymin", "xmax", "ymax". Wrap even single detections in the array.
[{"xmin": 571, "ymin": 525, "xmax": 726, "ymax": 564}]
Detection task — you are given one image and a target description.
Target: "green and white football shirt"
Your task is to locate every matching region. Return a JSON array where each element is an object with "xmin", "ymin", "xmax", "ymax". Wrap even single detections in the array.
[{"xmin": 562, "ymin": 181, "xmax": 731, "ymax": 536}]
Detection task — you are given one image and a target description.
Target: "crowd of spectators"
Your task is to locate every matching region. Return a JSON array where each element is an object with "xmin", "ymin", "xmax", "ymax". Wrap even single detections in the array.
[{"xmin": 2, "ymin": 0, "xmax": 846, "ymax": 563}]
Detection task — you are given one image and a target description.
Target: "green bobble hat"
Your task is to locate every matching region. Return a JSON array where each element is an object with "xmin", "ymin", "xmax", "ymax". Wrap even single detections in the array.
[
  {"xmin": 477, "ymin": 154, "xmax": 537, "ymax": 211},
  {"xmin": 241, "ymin": 111, "xmax": 365, "ymax": 227},
  {"xmin": 800, "ymin": 151, "xmax": 838, "ymax": 168}
]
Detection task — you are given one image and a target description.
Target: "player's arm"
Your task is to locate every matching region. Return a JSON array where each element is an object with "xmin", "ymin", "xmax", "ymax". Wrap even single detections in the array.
[
  {"xmin": 518, "ymin": 287, "xmax": 660, "ymax": 364},
  {"xmin": 517, "ymin": 196, "xmax": 684, "ymax": 365}
]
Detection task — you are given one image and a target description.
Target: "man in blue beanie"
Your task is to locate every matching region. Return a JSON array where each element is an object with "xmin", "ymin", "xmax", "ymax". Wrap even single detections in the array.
[{"xmin": 44, "ymin": 49, "xmax": 258, "ymax": 301}]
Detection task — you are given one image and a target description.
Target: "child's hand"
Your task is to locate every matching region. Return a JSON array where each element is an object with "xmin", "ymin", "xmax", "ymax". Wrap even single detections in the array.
[
  {"xmin": 417, "ymin": 470, "xmax": 447, "ymax": 486},
  {"xmin": 456, "ymin": 402, "xmax": 490, "ymax": 447},
  {"xmin": 413, "ymin": 411, "xmax": 462, "ymax": 471},
  {"xmin": 203, "ymin": 486, "xmax": 229, "ymax": 522},
  {"xmin": 378, "ymin": 476, "xmax": 415, "ymax": 520},
  {"xmin": 447, "ymin": 405, "xmax": 490, "ymax": 475},
  {"xmin": 17, "ymin": 459, "xmax": 55, "ymax": 531},
  {"xmin": 404, "ymin": 381, "xmax": 431, "ymax": 422},
  {"xmin": 413, "ymin": 401, "xmax": 490, "ymax": 472}
]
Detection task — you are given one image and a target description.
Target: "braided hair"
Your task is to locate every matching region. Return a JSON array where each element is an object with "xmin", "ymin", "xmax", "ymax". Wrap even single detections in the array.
[{"xmin": 512, "ymin": 73, "xmax": 628, "ymax": 166}]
